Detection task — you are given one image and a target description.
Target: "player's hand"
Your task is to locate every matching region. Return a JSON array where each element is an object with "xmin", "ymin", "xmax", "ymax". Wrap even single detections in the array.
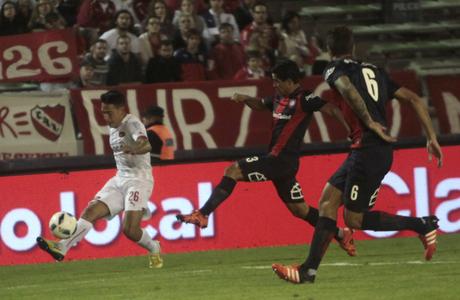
[
  {"xmin": 368, "ymin": 121, "xmax": 397, "ymax": 143},
  {"xmin": 427, "ymin": 139, "xmax": 443, "ymax": 168},
  {"xmin": 231, "ymin": 93, "xmax": 249, "ymax": 103}
]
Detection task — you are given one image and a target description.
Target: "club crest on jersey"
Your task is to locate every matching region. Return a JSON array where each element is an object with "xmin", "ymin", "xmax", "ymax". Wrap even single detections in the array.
[
  {"xmin": 30, "ymin": 105, "xmax": 65, "ymax": 141},
  {"xmin": 119, "ymin": 131, "xmax": 125, "ymax": 137},
  {"xmin": 289, "ymin": 99, "xmax": 296, "ymax": 107}
]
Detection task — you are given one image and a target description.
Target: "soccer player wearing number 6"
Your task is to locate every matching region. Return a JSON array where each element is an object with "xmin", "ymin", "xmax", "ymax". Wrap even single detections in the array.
[
  {"xmin": 177, "ymin": 60, "xmax": 357, "ymax": 257},
  {"xmin": 36, "ymin": 90, "xmax": 163, "ymax": 268},
  {"xmin": 273, "ymin": 26, "xmax": 443, "ymax": 284}
]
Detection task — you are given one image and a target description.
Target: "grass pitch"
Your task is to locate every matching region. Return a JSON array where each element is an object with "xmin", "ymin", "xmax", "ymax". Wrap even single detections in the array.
[{"xmin": 1, "ymin": 234, "xmax": 459, "ymax": 300}]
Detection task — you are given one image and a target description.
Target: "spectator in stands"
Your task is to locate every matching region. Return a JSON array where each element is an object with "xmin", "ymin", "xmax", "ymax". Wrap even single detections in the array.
[
  {"xmin": 174, "ymin": 28, "xmax": 208, "ymax": 81},
  {"xmin": 171, "ymin": 13, "xmax": 195, "ymax": 49},
  {"xmin": 201, "ymin": 0, "xmax": 239, "ymax": 45},
  {"xmin": 141, "ymin": 105, "xmax": 175, "ymax": 161},
  {"xmin": 55, "ymin": 0, "xmax": 79, "ymax": 26},
  {"xmin": 233, "ymin": 49, "xmax": 265, "ymax": 80},
  {"xmin": 172, "ymin": 0, "xmax": 208, "ymax": 35},
  {"xmin": 241, "ymin": 1, "xmax": 278, "ymax": 50},
  {"xmin": 28, "ymin": 0, "xmax": 66, "ymax": 31},
  {"xmin": 112, "ymin": 0, "xmax": 149, "ymax": 30},
  {"xmin": 43, "ymin": 11, "xmax": 66, "ymax": 30},
  {"xmin": 311, "ymin": 36, "xmax": 330, "ymax": 76},
  {"xmin": 246, "ymin": 24, "xmax": 276, "ymax": 72},
  {"xmin": 106, "ymin": 35, "xmax": 143, "ymax": 85},
  {"xmin": 165, "ymin": 0, "xmax": 206, "ymax": 14},
  {"xmin": 139, "ymin": 15, "xmax": 169, "ymax": 65},
  {"xmin": 279, "ymin": 11, "xmax": 318, "ymax": 74},
  {"xmin": 0, "ymin": 1, "xmax": 28, "ymax": 36},
  {"xmin": 16, "ymin": 0, "xmax": 33, "ymax": 24},
  {"xmin": 75, "ymin": 61, "xmax": 97, "ymax": 88},
  {"xmin": 144, "ymin": 40, "xmax": 181, "ymax": 83},
  {"xmin": 77, "ymin": 0, "xmax": 117, "ymax": 35},
  {"xmin": 146, "ymin": 0, "xmax": 175, "ymax": 38},
  {"xmin": 82, "ymin": 39, "xmax": 109, "ymax": 85},
  {"xmin": 233, "ymin": 0, "xmax": 254, "ymax": 30},
  {"xmin": 100, "ymin": 10, "xmax": 141, "ymax": 57},
  {"xmin": 208, "ymin": 22, "xmax": 245, "ymax": 79}
]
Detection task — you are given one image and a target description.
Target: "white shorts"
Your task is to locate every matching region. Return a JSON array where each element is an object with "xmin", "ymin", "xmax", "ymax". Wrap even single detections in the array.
[{"xmin": 94, "ymin": 176, "xmax": 154, "ymax": 218}]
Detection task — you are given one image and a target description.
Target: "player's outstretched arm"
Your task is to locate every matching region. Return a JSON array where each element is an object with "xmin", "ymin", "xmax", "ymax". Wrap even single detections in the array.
[
  {"xmin": 123, "ymin": 136, "xmax": 152, "ymax": 155},
  {"xmin": 334, "ymin": 75, "xmax": 396, "ymax": 143},
  {"xmin": 394, "ymin": 87, "xmax": 443, "ymax": 167},
  {"xmin": 320, "ymin": 102, "xmax": 350, "ymax": 134},
  {"xmin": 231, "ymin": 93, "xmax": 267, "ymax": 111}
]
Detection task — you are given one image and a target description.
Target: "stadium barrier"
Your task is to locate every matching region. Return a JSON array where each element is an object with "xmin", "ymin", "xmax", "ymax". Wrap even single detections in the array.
[{"xmin": 0, "ymin": 145, "xmax": 459, "ymax": 265}]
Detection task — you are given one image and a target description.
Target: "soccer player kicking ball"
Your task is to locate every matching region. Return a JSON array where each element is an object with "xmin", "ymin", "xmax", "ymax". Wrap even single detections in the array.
[
  {"xmin": 272, "ymin": 26, "xmax": 443, "ymax": 284},
  {"xmin": 36, "ymin": 90, "xmax": 163, "ymax": 268},
  {"xmin": 177, "ymin": 60, "xmax": 356, "ymax": 257}
]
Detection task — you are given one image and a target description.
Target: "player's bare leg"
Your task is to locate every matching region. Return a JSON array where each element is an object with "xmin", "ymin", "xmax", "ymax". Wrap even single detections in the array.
[
  {"xmin": 176, "ymin": 162, "xmax": 243, "ymax": 228},
  {"xmin": 124, "ymin": 210, "xmax": 162, "ymax": 268},
  {"xmin": 36, "ymin": 200, "xmax": 110, "ymax": 261},
  {"xmin": 345, "ymin": 209, "xmax": 439, "ymax": 260}
]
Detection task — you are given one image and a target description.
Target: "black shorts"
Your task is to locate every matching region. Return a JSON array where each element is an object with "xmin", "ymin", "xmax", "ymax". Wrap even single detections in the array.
[
  {"xmin": 238, "ymin": 155, "xmax": 304, "ymax": 203},
  {"xmin": 328, "ymin": 145, "xmax": 393, "ymax": 212}
]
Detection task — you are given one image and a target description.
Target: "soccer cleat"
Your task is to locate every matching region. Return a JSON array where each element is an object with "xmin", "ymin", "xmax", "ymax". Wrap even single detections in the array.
[
  {"xmin": 339, "ymin": 227, "xmax": 357, "ymax": 257},
  {"xmin": 36, "ymin": 237, "xmax": 65, "ymax": 261},
  {"xmin": 176, "ymin": 210, "xmax": 208, "ymax": 228},
  {"xmin": 272, "ymin": 263, "xmax": 314, "ymax": 284},
  {"xmin": 418, "ymin": 216, "xmax": 439, "ymax": 261},
  {"xmin": 149, "ymin": 253, "xmax": 163, "ymax": 269}
]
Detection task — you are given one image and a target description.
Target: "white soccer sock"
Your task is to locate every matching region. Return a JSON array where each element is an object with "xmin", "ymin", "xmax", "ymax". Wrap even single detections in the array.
[
  {"xmin": 59, "ymin": 218, "xmax": 93, "ymax": 254},
  {"xmin": 137, "ymin": 229, "xmax": 160, "ymax": 254}
]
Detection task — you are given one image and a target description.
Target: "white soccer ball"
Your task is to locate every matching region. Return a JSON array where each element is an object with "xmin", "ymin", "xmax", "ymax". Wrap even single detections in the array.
[{"xmin": 49, "ymin": 212, "xmax": 77, "ymax": 239}]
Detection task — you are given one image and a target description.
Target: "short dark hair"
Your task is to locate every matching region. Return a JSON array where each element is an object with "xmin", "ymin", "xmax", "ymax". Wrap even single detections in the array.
[
  {"xmin": 142, "ymin": 105, "xmax": 164, "ymax": 118},
  {"xmin": 101, "ymin": 90, "xmax": 125, "ymax": 106},
  {"xmin": 219, "ymin": 22, "xmax": 234, "ymax": 31},
  {"xmin": 271, "ymin": 59, "xmax": 302, "ymax": 83},
  {"xmin": 327, "ymin": 26, "xmax": 354, "ymax": 57}
]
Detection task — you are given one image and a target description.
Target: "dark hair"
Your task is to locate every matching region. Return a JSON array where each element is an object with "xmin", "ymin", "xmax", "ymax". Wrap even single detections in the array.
[
  {"xmin": 271, "ymin": 59, "xmax": 302, "ymax": 83},
  {"xmin": 142, "ymin": 105, "xmax": 164, "ymax": 118},
  {"xmin": 281, "ymin": 11, "xmax": 300, "ymax": 34},
  {"xmin": 251, "ymin": 1, "xmax": 267, "ymax": 12},
  {"xmin": 327, "ymin": 26, "xmax": 354, "ymax": 57},
  {"xmin": 160, "ymin": 39, "xmax": 173, "ymax": 47},
  {"xmin": 113, "ymin": 9, "xmax": 134, "ymax": 31},
  {"xmin": 93, "ymin": 39, "xmax": 107, "ymax": 45},
  {"xmin": 101, "ymin": 90, "xmax": 125, "ymax": 106}
]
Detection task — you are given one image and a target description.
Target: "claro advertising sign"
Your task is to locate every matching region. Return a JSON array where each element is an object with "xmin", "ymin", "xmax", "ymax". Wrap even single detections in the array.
[{"xmin": 0, "ymin": 146, "xmax": 458, "ymax": 265}]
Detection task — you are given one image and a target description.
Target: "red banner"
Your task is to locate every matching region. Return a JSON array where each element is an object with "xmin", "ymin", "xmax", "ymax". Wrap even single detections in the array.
[
  {"xmin": 0, "ymin": 29, "xmax": 78, "ymax": 82},
  {"xmin": 426, "ymin": 75, "xmax": 460, "ymax": 134},
  {"xmin": 71, "ymin": 71, "xmax": 422, "ymax": 154},
  {"xmin": 0, "ymin": 145, "xmax": 458, "ymax": 265}
]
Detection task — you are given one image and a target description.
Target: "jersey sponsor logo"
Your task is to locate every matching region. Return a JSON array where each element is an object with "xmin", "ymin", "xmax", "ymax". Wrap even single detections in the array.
[
  {"xmin": 30, "ymin": 105, "xmax": 65, "ymax": 141},
  {"xmin": 304, "ymin": 94, "xmax": 316, "ymax": 102},
  {"xmin": 324, "ymin": 67, "xmax": 335, "ymax": 81},
  {"xmin": 272, "ymin": 112, "xmax": 292, "ymax": 120},
  {"xmin": 289, "ymin": 99, "xmax": 296, "ymax": 107}
]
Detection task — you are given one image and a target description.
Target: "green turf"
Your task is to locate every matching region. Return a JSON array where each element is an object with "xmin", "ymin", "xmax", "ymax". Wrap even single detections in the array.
[{"xmin": 1, "ymin": 234, "xmax": 459, "ymax": 300}]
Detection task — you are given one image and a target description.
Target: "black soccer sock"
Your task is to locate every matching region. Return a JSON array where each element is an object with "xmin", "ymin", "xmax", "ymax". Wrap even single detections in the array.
[
  {"xmin": 361, "ymin": 211, "xmax": 424, "ymax": 233},
  {"xmin": 300, "ymin": 217, "xmax": 337, "ymax": 279},
  {"xmin": 199, "ymin": 176, "xmax": 237, "ymax": 216},
  {"xmin": 305, "ymin": 206, "xmax": 319, "ymax": 227},
  {"xmin": 305, "ymin": 207, "xmax": 341, "ymax": 241}
]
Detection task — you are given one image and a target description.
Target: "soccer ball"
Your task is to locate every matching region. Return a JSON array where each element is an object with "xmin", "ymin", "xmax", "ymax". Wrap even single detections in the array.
[{"xmin": 49, "ymin": 212, "xmax": 77, "ymax": 239}]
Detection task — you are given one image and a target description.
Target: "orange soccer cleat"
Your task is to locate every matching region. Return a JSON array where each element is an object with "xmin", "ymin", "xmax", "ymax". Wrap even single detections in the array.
[
  {"xmin": 339, "ymin": 227, "xmax": 357, "ymax": 257},
  {"xmin": 176, "ymin": 210, "xmax": 209, "ymax": 228},
  {"xmin": 418, "ymin": 216, "xmax": 439, "ymax": 261}
]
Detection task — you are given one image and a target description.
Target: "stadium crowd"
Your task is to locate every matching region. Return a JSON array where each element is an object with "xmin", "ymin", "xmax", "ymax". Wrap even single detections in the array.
[{"xmin": 0, "ymin": 0, "xmax": 327, "ymax": 90}]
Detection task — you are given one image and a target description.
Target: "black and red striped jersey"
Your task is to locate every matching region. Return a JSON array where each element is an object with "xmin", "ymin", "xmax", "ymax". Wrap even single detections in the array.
[
  {"xmin": 263, "ymin": 87, "xmax": 326, "ymax": 158},
  {"xmin": 324, "ymin": 58, "xmax": 400, "ymax": 148}
]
